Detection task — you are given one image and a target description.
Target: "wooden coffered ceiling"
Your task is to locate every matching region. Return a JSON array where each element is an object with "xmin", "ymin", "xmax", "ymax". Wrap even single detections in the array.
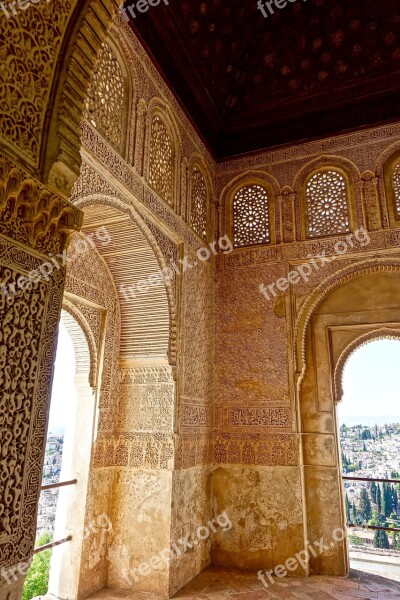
[{"xmin": 127, "ymin": 0, "xmax": 400, "ymax": 158}]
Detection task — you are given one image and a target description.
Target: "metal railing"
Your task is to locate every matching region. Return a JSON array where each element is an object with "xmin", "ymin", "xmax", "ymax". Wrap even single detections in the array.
[
  {"xmin": 35, "ymin": 478, "xmax": 78, "ymax": 554},
  {"xmin": 343, "ymin": 475, "xmax": 400, "ymax": 533}
]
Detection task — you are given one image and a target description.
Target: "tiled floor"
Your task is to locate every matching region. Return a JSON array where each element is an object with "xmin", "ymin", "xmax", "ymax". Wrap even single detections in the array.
[{"xmin": 87, "ymin": 566, "xmax": 400, "ymax": 600}]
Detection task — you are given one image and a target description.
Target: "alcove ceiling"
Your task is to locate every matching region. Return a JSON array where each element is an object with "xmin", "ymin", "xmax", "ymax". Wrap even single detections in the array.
[{"xmin": 127, "ymin": 0, "xmax": 400, "ymax": 158}]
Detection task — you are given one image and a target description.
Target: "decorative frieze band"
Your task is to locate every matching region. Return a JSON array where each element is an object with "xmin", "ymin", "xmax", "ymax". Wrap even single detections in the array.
[
  {"xmin": 215, "ymin": 407, "xmax": 291, "ymax": 429},
  {"xmin": 213, "ymin": 433, "xmax": 298, "ymax": 466},
  {"xmin": 220, "ymin": 229, "xmax": 400, "ymax": 271}
]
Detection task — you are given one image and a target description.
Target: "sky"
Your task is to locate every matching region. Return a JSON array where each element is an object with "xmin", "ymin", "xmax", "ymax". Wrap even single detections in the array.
[
  {"xmin": 47, "ymin": 322, "xmax": 77, "ymax": 435},
  {"xmin": 338, "ymin": 339, "xmax": 400, "ymax": 424}
]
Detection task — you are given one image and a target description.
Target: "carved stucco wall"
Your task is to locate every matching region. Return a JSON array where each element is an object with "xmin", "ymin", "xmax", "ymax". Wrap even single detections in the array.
[
  {"xmin": 0, "ymin": 157, "xmax": 81, "ymax": 600},
  {"xmin": 4, "ymin": 0, "xmax": 400, "ymax": 596},
  {"xmin": 213, "ymin": 124, "xmax": 400, "ymax": 571}
]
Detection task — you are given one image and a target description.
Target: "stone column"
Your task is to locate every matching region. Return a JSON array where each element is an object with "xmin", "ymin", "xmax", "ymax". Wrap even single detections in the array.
[{"xmin": 0, "ymin": 156, "xmax": 82, "ymax": 600}]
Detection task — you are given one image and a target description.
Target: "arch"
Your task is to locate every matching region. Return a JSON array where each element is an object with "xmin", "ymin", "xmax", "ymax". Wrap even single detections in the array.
[
  {"xmin": 293, "ymin": 265, "xmax": 400, "ymax": 578},
  {"xmin": 378, "ymin": 144, "xmax": 400, "ymax": 229},
  {"xmin": 188, "ymin": 155, "xmax": 211, "ymax": 241},
  {"xmin": 333, "ymin": 328, "xmax": 400, "ymax": 405},
  {"xmin": 44, "ymin": 1, "xmax": 121, "ymax": 191},
  {"xmin": 292, "ymin": 155, "xmax": 361, "ymax": 240},
  {"xmin": 47, "ymin": 309, "xmax": 99, "ymax": 600},
  {"xmin": 84, "ymin": 36, "xmax": 132, "ymax": 158},
  {"xmin": 294, "ymin": 257, "xmax": 400, "ymax": 374},
  {"xmin": 221, "ymin": 171, "xmax": 280, "ymax": 247},
  {"xmin": 73, "ymin": 193, "xmax": 175, "ymax": 365},
  {"xmin": 62, "ymin": 298, "xmax": 98, "ymax": 389},
  {"xmin": 145, "ymin": 99, "xmax": 181, "ymax": 210}
]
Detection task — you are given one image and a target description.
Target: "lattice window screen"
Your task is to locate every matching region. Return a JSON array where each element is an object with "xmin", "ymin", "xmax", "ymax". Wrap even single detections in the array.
[
  {"xmin": 148, "ymin": 115, "xmax": 174, "ymax": 206},
  {"xmin": 393, "ymin": 163, "xmax": 400, "ymax": 218},
  {"xmin": 85, "ymin": 43, "xmax": 125, "ymax": 152},
  {"xmin": 233, "ymin": 184, "xmax": 270, "ymax": 247},
  {"xmin": 305, "ymin": 170, "xmax": 350, "ymax": 238},
  {"xmin": 190, "ymin": 167, "xmax": 207, "ymax": 239}
]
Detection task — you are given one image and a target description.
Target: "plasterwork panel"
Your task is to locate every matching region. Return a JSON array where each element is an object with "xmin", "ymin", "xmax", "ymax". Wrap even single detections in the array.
[
  {"xmin": 0, "ymin": 236, "xmax": 65, "ymax": 569},
  {"xmin": 0, "ymin": 157, "xmax": 81, "ymax": 254},
  {"xmin": 0, "ymin": 0, "xmax": 76, "ymax": 166},
  {"xmin": 211, "ymin": 466, "xmax": 303, "ymax": 570}
]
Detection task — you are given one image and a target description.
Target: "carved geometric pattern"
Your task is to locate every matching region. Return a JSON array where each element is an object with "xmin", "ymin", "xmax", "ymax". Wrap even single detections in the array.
[
  {"xmin": 0, "ymin": 237, "xmax": 64, "ymax": 569},
  {"xmin": 0, "ymin": 267, "xmax": 47, "ymax": 538},
  {"xmin": 190, "ymin": 166, "xmax": 207, "ymax": 240},
  {"xmin": 0, "ymin": 157, "xmax": 81, "ymax": 254},
  {"xmin": 85, "ymin": 42, "xmax": 126, "ymax": 153},
  {"xmin": 181, "ymin": 404, "xmax": 211, "ymax": 427},
  {"xmin": 305, "ymin": 170, "xmax": 350, "ymax": 238},
  {"xmin": 176, "ymin": 434, "xmax": 212, "ymax": 469},
  {"xmin": 0, "ymin": 0, "xmax": 73, "ymax": 163},
  {"xmin": 93, "ymin": 433, "xmax": 175, "ymax": 470},
  {"xmin": 215, "ymin": 407, "xmax": 291, "ymax": 429},
  {"xmin": 148, "ymin": 115, "xmax": 174, "ymax": 206},
  {"xmin": 213, "ymin": 434, "xmax": 298, "ymax": 466},
  {"xmin": 393, "ymin": 163, "xmax": 400, "ymax": 219},
  {"xmin": 233, "ymin": 184, "xmax": 270, "ymax": 247}
]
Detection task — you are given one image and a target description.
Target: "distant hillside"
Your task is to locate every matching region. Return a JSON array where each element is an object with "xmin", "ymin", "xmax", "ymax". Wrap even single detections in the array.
[{"xmin": 340, "ymin": 415, "xmax": 400, "ymax": 427}]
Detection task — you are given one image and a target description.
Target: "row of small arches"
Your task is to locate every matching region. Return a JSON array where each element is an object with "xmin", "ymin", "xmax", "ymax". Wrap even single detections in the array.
[
  {"xmin": 227, "ymin": 160, "xmax": 400, "ymax": 248},
  {"xmin": 84, "ymin": 40, "xmax": 210, "ymax": 241},
  {"xmin": 84, "ymin": 40, "xmax": 400, "ymax": 249}
]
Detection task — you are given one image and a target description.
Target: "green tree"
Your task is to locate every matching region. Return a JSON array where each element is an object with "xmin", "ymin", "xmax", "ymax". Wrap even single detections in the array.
[
  {"xmin": 377, "ymin": 485, "xmax": 382, "ymax": 513},
  {"xmin": 22, "ymin": 531, "xmax": 52, "ymax": 600},
  {"xmin": 371, "ymin": 481, "xmax": 377, "ymax": 504},
  {"xmin": 373, "ymin": 529, "xmax": 390, "ymax": 549},
  {"xmin": 345, "ymin": 493, "xmax": 351, "ymax": 523},
  {"xmin": 383, "ymin": 483, "xmax": 393, "ymax": 517},
  {"xmin": 393, "ymin": 486, "xmax": 399, "ymax": 513},
  {"xmin": 360, "ymin": 488, "xmax": 372, "ymax": 522},
  {"xmin": 348, "ymin": 534, "xmax": 364, "ymax": 546},
  {"xmin": 352, "ymin": 502, "xmax": 357, "ymax": 523}
]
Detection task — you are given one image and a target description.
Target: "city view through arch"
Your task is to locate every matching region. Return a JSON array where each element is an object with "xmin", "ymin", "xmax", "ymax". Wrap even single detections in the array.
[{"xmin": 338, "ymin": 339, "xmax": 400, "ymax": 580}]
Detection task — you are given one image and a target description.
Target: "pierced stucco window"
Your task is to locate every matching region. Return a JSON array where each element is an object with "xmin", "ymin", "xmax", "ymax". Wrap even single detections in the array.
[
  {"xmin": 232, "ymin": 184, "xmax": 270, "ymax": 247},
  {"xmin": 148, "ymin": 115, "xmax": 174, "ymax": 206},
  {"xmin": 305, "ymin": 170, "xmax": 350, "ymax": 238},
  {"xmin": 190, "ymin": 166, "xmax": 208, "ymax": 240},
  {"xmin": 392, "ymin": 163, "xmax": 400, "ymax": 219},
  {"xmin": 85, "ymin": 42, "xmax": 127, "ymax": 153}
]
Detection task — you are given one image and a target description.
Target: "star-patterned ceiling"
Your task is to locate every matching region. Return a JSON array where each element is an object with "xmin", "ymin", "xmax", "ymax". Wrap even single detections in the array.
[{"xmin": 128, "ymin": 0, "xmax": 400, "ymax": 157}]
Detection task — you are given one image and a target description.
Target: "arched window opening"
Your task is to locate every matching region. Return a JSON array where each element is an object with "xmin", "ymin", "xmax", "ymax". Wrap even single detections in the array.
[
  {"xmin": 232, "ymin": 184, "xmax": 270, "ymax": 248},
  {"xmin": 190, "ymin": 165, "xmax": 208, "ymax": 240},
  {"xmin": 148, "ymin": 114, "xmax": 174, "ymax": 206},
  {"xmin": 305, "ymin": 169, "xmax": 350, "ymax": 238},
  {"xmin": 337, "ymin": 339, "xmax": 400, "ymax": 575},
  {"xmin": 392, "ymin": 163, "xmax": 400, "ymax": 219},
  {"xmin": 23, "ymin": 313, "xmax": 96, "ymax": 600},
  {"xmin": 85, "ymin": 42, "xmax": 127, "ymax": 153}
]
